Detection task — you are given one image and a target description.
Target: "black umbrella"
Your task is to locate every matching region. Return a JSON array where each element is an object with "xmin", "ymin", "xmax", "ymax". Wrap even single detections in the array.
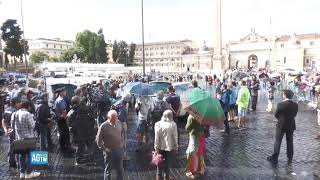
[
  {"xmin": 233, "ymin": 72, "xmax": 248, "ymax": 80},
  {"xmin": 258, "ymin": 73, "xmax": 269, "ymax": 79}
]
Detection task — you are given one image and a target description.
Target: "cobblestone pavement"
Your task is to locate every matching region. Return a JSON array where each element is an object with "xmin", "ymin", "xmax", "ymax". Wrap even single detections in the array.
[{"xmin": 1, "ymin": 91, "xmax": 320, "ymax": 180}]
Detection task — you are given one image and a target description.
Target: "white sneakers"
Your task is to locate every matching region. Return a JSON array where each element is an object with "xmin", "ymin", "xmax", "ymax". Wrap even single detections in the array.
[
  {"xmin": 19, "ymin": 173, "xmax": 25, "ymax": 179},
  {"xmin": 20, "ymin": 171, "xmax": 41, "ymax": 179}
]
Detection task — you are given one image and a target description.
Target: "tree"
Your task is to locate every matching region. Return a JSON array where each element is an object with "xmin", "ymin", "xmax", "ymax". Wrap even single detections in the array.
[
  {"xmin": 95, "ymin": 28, "xmax": 108, "ymax": 63},
  {"xmin": 29, "ymin": 52, "xmax": 49, "ymax": 64},
  {"xmin": 60, "ymin": 47, "xmax": 85, "ymax": 62},
  {"xmin": 112, "ymin": 40, "xmax": 120, "ymax": 63},
  {"xmin": 117, "ymin": 41, "xmax": 128, "ymax": 65},
  {"xmin": 0, "ymin": 19, "xmax": 28, "ymax": 68},
  {"xmin": 19, "ymin": 39, "xmax": 29, "ymax": 63},
  {"xmin": 75, "ymin": 29, "xmax": 108, "ymax": 63},
  {"xmin": 49, "ymin": 56, "xmax": 60, "ymax": 62},
  {"xmin": 128, "ymin": 43, "xmax": 136, "ymax": 65}
]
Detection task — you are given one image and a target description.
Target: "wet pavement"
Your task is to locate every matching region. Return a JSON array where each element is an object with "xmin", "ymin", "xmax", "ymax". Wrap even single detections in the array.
[{"xmin": 1, "ymin": 90, "xmax": 320, "ymax": 180}]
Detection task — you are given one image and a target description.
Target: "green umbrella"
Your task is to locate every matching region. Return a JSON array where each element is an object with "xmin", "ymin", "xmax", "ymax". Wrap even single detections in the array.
[{"xmin": 181, "ymin": 88, "xmax": 225, "ymax": 126}]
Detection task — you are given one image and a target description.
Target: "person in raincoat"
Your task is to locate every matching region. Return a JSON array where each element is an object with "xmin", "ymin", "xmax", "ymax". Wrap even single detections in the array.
[
  {"xmin": 236, "ymin": 80, "xmax": 251, "ymax": 129},
  {"xmin": 185, "ymin": 115, "xmax": 205, "ymax": 178}
]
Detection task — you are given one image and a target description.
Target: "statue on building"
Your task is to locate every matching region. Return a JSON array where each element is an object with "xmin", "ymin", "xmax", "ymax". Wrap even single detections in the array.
[{"xmin": 72, "ymin": 54, "xmax": 80, "ymax": 63}]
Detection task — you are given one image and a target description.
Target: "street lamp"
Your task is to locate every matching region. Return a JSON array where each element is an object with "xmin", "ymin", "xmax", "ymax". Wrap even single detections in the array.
[
  {"xmin": 141, "ymin": 0, "xmax": 146, "ymax": 76},
  {"xmin": 20, "ymin": 0, "xmax": 28, "ymax": 74}
]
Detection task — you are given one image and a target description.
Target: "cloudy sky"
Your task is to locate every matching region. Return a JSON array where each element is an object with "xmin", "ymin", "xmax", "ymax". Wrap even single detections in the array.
[{"xmin": 0, "ymin": 0, "xmax": 319, "ymax": 45}]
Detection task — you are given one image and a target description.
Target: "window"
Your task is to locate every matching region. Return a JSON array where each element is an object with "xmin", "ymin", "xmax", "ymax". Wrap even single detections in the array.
[
  {"xmin": 280, "ymin": 44, "xmax": 284, "ymax": 48},
  {"xmin": 160, "ymin": 47, "xmax": 164, "ymax": 50},
  {"xmin": 60, "ymin": 45, "xmax": 63, "ymax": 49},
  {"xmin": 310, "ymin": 41, "xmax": 314, "ymax": 46},
  {"xmin": 54, "ymin": 45, "xmax": 56, "ymax": 48},
  {"xmin": 46, "ymin": 44, "xmax": 48, "ymax": 48},
  {"xmin": 284, "ymin": 57, "xmax": 286, "ymax": 64},
  {"xmin": 171, "ymin": 46, "xmax": 174, "ymax": 49},
  {"xmin": 306, "ymin": 59, "xmax": 310, "ymax": 64}
]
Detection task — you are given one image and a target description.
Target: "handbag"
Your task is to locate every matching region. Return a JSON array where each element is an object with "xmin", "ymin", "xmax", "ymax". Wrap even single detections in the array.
[
  {"xmin": 12, "ymin": 138, "xmax": 38, "ymax": 154},
  {"xmin": 11, "ymin": 112, "xmax": 39, "ymax": 154},
  {"xmin": 151, "ymin": 151, "xmax": 164, "ymax": 166}
]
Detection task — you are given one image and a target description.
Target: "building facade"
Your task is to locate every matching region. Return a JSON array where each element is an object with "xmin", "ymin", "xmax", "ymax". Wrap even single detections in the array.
[
  {"xmin": 28, "ymin": 38, "xmax": 74, "ymax": 58},
  {"xmin": 228, "ymin": 29, "xmax": 320, "ymax": 72},
  {"xmin": 134, "ymin": 40, "xmax": 223, "ymax": 73}
]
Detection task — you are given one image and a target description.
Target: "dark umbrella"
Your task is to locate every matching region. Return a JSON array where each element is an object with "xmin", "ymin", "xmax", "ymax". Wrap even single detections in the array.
[
  {"xmin": 258, "ymin": 73, "xmax": 269, "ymax": 79},
  {"xmin": 233, "ymin": 72, "xmax": 248, "ymax": 80}
]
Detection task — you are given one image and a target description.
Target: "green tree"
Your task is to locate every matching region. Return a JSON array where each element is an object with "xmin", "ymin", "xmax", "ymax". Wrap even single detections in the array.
[
  {"xmin": 117, "ymin": 41, "xmax": 128, "ymax": 65},
  {"xmin": 60, "ymin": 47, "xmax": 85, "ymax": 62},
  {"xmin": 75, "ymin": 29, "xmax": 108, "ymax": 63},
  {"xmin": 95, "ymin": 28, "xmax": 108, "ymax": 63},
  {"xmin": 1, "ymin": 19, "xmax": 27, "ymax": 68},
  {"xmin": 112, "ymin": 40, "xmax": 120, "ymax": 63},
  {"xmin": 29, "ymin": 52, "xmax": 49, "ymax": 63},
  {"xmin": 128, "ymin": 43, "xmax": 136, "ymax": 65},
  {"xmin": 19, "ymin": 39, "xmax": 29, "ymax": 63},
  {"xmin": 49, "ymin": 56, "xmax": 59, "ymax": 62}
]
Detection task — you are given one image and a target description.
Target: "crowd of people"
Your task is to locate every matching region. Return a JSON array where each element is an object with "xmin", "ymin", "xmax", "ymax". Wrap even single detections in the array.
[{"xmin": 0, "ymin": 69, "xmax": 319, "ymax": 180}]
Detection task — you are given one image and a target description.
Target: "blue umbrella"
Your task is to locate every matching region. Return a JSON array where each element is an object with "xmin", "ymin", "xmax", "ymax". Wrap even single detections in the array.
[{"xmin": 127, "ymin": 82, "xmax": 154, "ymax": 96}]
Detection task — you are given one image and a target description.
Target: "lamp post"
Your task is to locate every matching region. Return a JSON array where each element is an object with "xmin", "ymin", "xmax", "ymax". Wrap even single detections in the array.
[
  {"xmin": 20, "ymin": 0, "xmax": 28, "ymax": 74},
  {"xmin": 141, "ymin": 0, "xmax": 146, "ymax": 76}
]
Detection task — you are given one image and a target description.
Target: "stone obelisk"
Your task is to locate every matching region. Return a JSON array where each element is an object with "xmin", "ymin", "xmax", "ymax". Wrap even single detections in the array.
[{"xmin": 212, "ymin": 0, "xmax": 223, "ymax": 72}]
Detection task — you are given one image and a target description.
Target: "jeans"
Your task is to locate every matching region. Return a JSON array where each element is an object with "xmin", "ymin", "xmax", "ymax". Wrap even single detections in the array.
[
  {"xmin": 57, "ymin": 118, "xmax": 71, "ymax": 151},
  {"xmin": 272, "ymin": 129, "xmax": 294, "ymax": 160},
  {"xmin": 19, "ymin": 153, "xmax": 31, "ymax": 174},
  {"xmin": 251, "ymin": 96, "xmax": 258, "ymax": 110},
  {"xmin": 8, "ymin": 136, "xmax": 16, "ymax": 166},
  {"xmin": 224, "ymin": 112, "xmax": 230, "ymax": 133},
  {"xmin": 103, "ymin": 148, "xmax": 123, "ymax": 180},
  {"xmin": 39, "ymin": 124, "xmax": 49, "ymax": 151},
  {"xmin": 75, "ymin": 142, "xmax": 86, "ymax": 162},
  {"xmin": 121, "ymin": 122, "xmax": 128, "ymax": 156},
  {"xmin": 157, "ymin": 150, "xmax": 172, "ymax": 178}
]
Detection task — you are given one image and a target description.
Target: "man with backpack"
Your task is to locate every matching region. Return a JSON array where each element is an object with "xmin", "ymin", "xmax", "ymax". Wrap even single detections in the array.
[
  {"xmin": 150, "ymin": 91, "xmax": 170, "ymax": 132},
  {"xmin": 2, "ymin": 96, "xmax": 21, "ymax": 168},
  {"xmin": 67, "ymin": 96, "xmax": 96, "ymax": 165},
  {"xmin": 35, "ymin": 93, "xmax": 52, "ymax": 151}
]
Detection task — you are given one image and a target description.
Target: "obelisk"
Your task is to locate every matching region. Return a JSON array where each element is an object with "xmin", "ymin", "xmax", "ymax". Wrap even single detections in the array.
[
  {"xmin": 215, "ymin": 0, "xmax": 222, "ymax": 56},
  {"xmin": 213, "ymin": 0, "xmax": 223, "ymax": 72}
]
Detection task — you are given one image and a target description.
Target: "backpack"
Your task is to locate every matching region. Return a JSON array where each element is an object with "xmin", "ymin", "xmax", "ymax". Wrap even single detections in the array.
[{"xmin": 150, "ymin": 100, "xmax": 165, "ymax": 122}]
